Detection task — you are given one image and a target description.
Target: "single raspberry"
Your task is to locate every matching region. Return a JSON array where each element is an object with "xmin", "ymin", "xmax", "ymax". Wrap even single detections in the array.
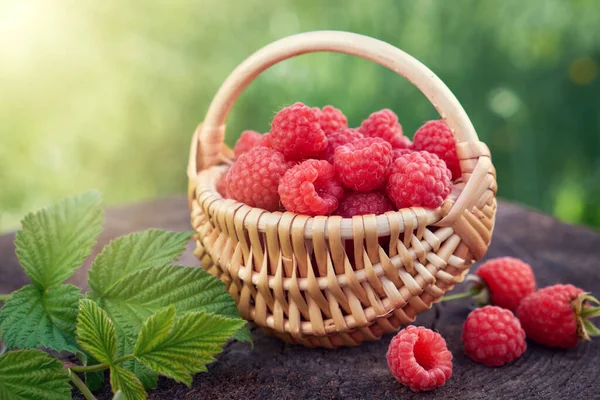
[
  {"xmin": 387, "ymin": 151, "xmax": 452, "ymax": 209},
  {"xmin": 320, "ymin": 128, "xmax": 364, "ymax": 163},
  {"xmin": 270, "ymin": 102, "xmax": 327, "ymax": 160},
  {"xmin": 216, "ymin": 170, "xmax": 229, "ymax": 198},
  {"xmin": 317, "ymin": 105, "xmax": 348, "ymax": 135},
  {"xmin": 386, "ymin": 325, "xmax": 453, "ymax": 392},
  {"xmin": 516, "ymin": 284, "xmax": 600, "ymax": 348},
  {"xmin": 278, "ymin": 160, "xmax": 343, "ymax": 216},
  {"xmin": 413, "ymin": 120, "xmax": 461, "ymax": 180},
  {"xmin": 358, "ymin": 109, "xmax": 408, "ymax": 149},
  {"xmin": 333, "ymin": 137, "xmax": 393, "ymax": 192},
  {"xmin": 335, "ymin": 191, "xmax": 395, "ymax": 218},
  {"xmin": 258, "ymin": 132, "xmax": 272, "ymax": 148},
  {"xmin": 226, "ymin": 147, "xmax": 289, "ymax": 211},
  {"xmin": 392, "ymin": 148, "xmax": 414, "ymax": 160},
  {"xmin": 474, "ymin": 257, "xmax": 536, "ymax": 312},
  {"xmin": 233, "ymin": 130, "xmax": 262, "ymax": 158},
  {"xmin": 462, "ymin": 306, "xmax": 526, "ymax": 367}
]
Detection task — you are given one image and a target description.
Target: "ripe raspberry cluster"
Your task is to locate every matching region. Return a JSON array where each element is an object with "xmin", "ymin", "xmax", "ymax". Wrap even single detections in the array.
[{"xmin": 227, "ymin": 103, "xmax": 460, "ymax": 216}]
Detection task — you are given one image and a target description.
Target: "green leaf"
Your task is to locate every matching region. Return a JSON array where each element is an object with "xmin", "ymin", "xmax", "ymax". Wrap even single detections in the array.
[
  {"xmin": 109, "ymin": 365, "xmax": 147, "ymax": 400},
  {"xmin": 88, "ymin": 265, "xmax": 244, "ymax": 388},
  {"xmin": 134, "ymin": 306, "xmax": 244, "ymax": 386},
  {"xmin": 113, "ymin": 391, "xmax": 126, "ymax": 400},
  {"xmin": 0, "ymin": 349, "xmax": 71, "ymax": 400},
  {"xmin": 15, "ymin": 190, "xmax": 104, "ymax": 289},
  {"xmin": 0, "ymin": 284, "xmax": 82, "ymax": 353},
  {"xmin": 88, "ymin": 229, "xmax": 192, "ymax": 295},
  {"xmin": 77, "ymin": 299, "xmax": 117, "ymax": 364}
]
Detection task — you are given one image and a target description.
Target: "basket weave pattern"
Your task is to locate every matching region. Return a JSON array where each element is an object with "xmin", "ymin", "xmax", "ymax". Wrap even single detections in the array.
[{"xmin": 187, "ymin": 32, "xmax": 497, "ymax": 348}]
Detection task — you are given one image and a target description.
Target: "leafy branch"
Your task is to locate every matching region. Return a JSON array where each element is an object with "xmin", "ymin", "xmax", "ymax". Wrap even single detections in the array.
[{"xmin": 0, "ymin": 191, "xmax": 250, "ymax": 400}]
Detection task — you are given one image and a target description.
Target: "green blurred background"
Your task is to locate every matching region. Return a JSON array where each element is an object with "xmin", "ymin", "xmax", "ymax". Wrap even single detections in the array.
[{"xmin": 1, "ymin": 0, "xmax": 599, "ymax": 232}]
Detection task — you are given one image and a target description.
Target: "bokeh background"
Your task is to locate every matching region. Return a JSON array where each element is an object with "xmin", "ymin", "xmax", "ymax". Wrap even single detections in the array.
[{"xmin": 1, "ymin": 0, "xmax": 599, "ymax": 232}]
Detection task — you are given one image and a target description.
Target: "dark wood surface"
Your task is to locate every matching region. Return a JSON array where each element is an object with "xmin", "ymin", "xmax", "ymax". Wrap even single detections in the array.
[{"xmin": 2, "ymin": 197, "xmax": 600, "ymax": 400}]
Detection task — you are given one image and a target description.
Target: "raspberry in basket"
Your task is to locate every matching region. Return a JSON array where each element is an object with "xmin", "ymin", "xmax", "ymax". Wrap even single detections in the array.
[
  {"xmin": 358, "ymin": 109, "xmax": 409, "ymax": 149},
  {"xmin": 386, "ymin": 325, "xmax": 453, "ymax": 392},
  {"xmin": 216, "ymin": 170, "xmax": 229, "ymax": 198},
  {"xmin": 462, "ymin": 306, "xmax": 526, "ymax": 367},
  {"xmin": 278, "ymin": 159, "xmax": 343, "ymax": 216},
  {"xmin": 413, "ymin": 120, "xmax": 461, "ymax": 180},
  {"xmin": 386, "ymin": 151, "xmax": 452, "ymax": 209},
  {"xmin": 233, "ymin": 130, "xmax": 262, "ymax": 158},
  {"xmin": 226, "ymin": 146, "xmax": 289, "ymax": 211},
  {"xmin": 317, "ymin": 105, "xmax": 348, "ymax": 135},
  {"xmin": 335, "ymin": 191, "xmax": 395, "ymax": 218},
  {"xmin": 333, "ymin": 137, "xmax": 393, "ymax": 192},
  {"xmin": 320, "ymin": 128, "xmax": 364, "ymax": 163},
  {"xmin": 270, "ymin": 102, "xmax": 327, "ymax": 160}
]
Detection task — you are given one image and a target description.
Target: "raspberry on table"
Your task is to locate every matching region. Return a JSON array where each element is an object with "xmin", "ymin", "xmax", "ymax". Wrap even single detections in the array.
[
  {"xmin": 233, "ymin": 130, "xmax": 263, "ymax": 158},
  {"xmin": 270, "ymin": 102, "xmax": 328, "ymax": 160},
  {"xmin": 317, "ymin": 105, "xmax": 348, "ymax": 135},
  {"xmin": 386, "ymin": 325, "xmax": 453, "ymax": 392},
  {"xmin": 226, "ymin": 147, "xmax": 289, "ymax": 211},
  {"xmin": 216, "ymin": 170, "xmax": 229, "ymax": 198},
  {"xmin": 462, "ymin": 306, "xmax": 527, "ymax": 367},
  {"xmin": 358, "ymin": 109, "xmax": 409, "ymax": 149},
  {"xmin": 413, "ymin": 120, "xmax": 461, "ymax": 180},
  {"xmin": 475, "ymin": 257, "xmax": 536, "ymax": 312},
  {"xmin": 335, "ymin": 191, "xmax": 395, "ymax": 218},
  {"xmin": 320, "ymin": 128, "xmax": 364, "ymax": 163},
  {"xmin": 386, "ymin": 151, "xmax": 452, "ymax": 209},
  {"xmin": 517, "ymin": 284, "xmax": 586, "ymax": 348},
  {"xmin": 278, "ymin": 159, "xmax": 343, "ymax": 216},
  {"xmin": 333, "ymin": 137, "xmax": 393, "ymax": 192}
]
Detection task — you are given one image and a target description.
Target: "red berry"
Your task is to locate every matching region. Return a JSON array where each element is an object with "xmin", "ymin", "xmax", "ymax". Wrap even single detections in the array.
[
  {"xmin": 386, "ymin": 325, "xmax": 453, "ymax": 392},
  {"xmin": 320, "ymin": 128, "xmax": 364, "ymax": 163},
  {"xmin": 270, "ymin": 102, "xmax": 327, "ymax": 160},
  {"xmin": 475, "ymin": 257, "xmax": 536, "ymax": 312},
  {"xmin": 317, "ymin": 105, "xmax": 348, "ymax": 135},
  {"xmin": 335, "ymin": 191, "xmax": 395, "ymax": 218},
  {"xmin": 258, "ymin": 132, "xmax": 272, "ymax": 148},
  {"xmin": 216, "ymin": 170, "xmax": 229, "ymax": 198},
  {"xmin": 517, "ymin": 284, "xmax": 584, "ymax": 348},
  {"xmin": 413, "ymin": 120, "xmax": 461, "ymax": 180},
  {"xmin": 387, "ymin": 151, "xmax": 452, "ymax": 209},
  {"xmin": 278, "ymin": 159, "xmax": 343, "ymax": 216},
  {"xmin": 334, "ymin": 137, "xmax": 393, "ymax": 192},
  {"xmin": 392, "ymin": 148, "xmax": 414, "ymax": 160},
  {"xmin": 233, "ymin": 130, "xmax": 262, "ymax": 158},
  {"xmin": 358, "ymin": 109, "xmax": 408, "ymax": 149},
  {"xmin": 462, "ymin": 306, "xmax": 526, "ymax": 367},
  {"xmin": 226, "ymin": 147, "xmax": 289, "ymax": 211}
]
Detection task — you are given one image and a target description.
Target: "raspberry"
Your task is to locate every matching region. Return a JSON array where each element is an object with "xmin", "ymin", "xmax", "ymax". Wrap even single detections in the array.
[
  {"xmin": 413, "ymin": 120, "xmax": 461, "ymax": 180},
  {"xmin": 226, "ymin": 147, "xmax": 289, "ymax": 211},
  {"xmin": 320, "ymin": 128, "xmax": 364, "ymax": 163},
  {"xmin": 258, "ymin": 132, "xmax": 272, "ymax": 148},
  {"xmin": 475, "ymin": 257, "xmax": 536, "ymax": 312},
  {"xmin": 317, "ymin": 105, "xmax": 348, "ymax": 135},
  {"xmin": 386, "ymin": 325, "xmax": 453, "ymax": 392},
  {"xmin": 392, "ymin": 148, "xmax": 414, "ymax": 160},
  {"xmin": 517, "ymin": 284, "xmax": 587, "ymax": 348},
  {"xmin": 233, "ymin": 130, "xmax": 262, "ymax": 158},
  {"xmin": 387, "ymin": 151, "xmax": 452, "ymax": 209},
  {"xmin": 270, "ymin": 102, "xmax": 327, "ymax": 160},
  {"xmin": 333, "ymin": 137, "xmax": 393, "ymax": 192},
  {"xmin": 358, "ymin": 109, "xmax": 408, "ymax": 149},
  {"xmin": 216, "ymin": 170, "xmax": 229, "ymax": 198},
  {"xmin": 335, "ymin": 191, "xmax": 395, "ymax": 218},
  {"xmin": 462, "ymin": 306, "xmax": 526, "ymax": 367},
  {"xmin": 278, "ymin": 159, "xmax": 343, "ymax": 216}
]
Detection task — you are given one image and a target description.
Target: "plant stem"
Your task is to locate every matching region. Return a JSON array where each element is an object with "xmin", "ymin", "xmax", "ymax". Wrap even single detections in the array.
[
  {"xmin": 0, "ymin": 293, "xmax": 11, "ymax": 302},
  {"xmin": 439, "ymin": 289, "xmax": 477, "ymax": 302},
  {"xmin": 69, "ymin": 354, "xmax": 135, "ymax": 373},
  {"xmin": 113, "ymin": 354, "xmax": 135, "ymax": 365},
  {"xmin": 69, "ymin": 370, "xmax": 97, "ymax": 400}
]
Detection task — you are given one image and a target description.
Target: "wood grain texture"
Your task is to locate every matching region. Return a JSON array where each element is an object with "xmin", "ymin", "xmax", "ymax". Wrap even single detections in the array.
[{"xmin": 2, "ymin": 197, "xmax": 599, "ymax": 399}]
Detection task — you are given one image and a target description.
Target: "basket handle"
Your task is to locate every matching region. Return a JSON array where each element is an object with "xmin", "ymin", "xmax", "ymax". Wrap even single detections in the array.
[{"xmin": 194, "ymin": 30, "xmax": 479, "ymax": 172}]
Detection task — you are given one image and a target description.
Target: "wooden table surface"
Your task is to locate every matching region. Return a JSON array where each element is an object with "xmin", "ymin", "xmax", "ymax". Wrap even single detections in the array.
[{"xmin": 2, "ymin": 196, "xmax": 600, "ymax": 400}]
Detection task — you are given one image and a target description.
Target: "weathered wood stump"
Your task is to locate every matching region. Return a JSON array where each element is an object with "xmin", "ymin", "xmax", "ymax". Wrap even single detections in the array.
[{"xmin": 2, "ymin": 197, "xmax": 599, "ymax": 399}]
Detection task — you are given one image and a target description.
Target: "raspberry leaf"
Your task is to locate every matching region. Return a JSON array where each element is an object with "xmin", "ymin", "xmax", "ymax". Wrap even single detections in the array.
[
  {"xmin": 0, "ymin": 349, "xmax": 71, "ymax": 400},
  {"xmin": 15, "ymin": 190, "xmax": 104, "ymax": 289},
  {"xmin": 109, "ymin": 365, "xmax": 147, "ymax": 400},
  {"xmin": 76, "ymin": 299, "xmax": 117, "ymax": 364},
  {"xmin": 134, "ymin": 306, "xmax": 244, "ymax": 386},
  {"xmin": 88, "ymin": 229, "xmax": 192, "ymax": 295},
  {"xmin": 0, "ymin": 284, "xmax": 82, "ymax": 353}
]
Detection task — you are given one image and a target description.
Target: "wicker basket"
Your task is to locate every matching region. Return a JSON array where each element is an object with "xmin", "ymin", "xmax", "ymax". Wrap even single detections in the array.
[{"xmin": 187, "ymin": 31, "xmax": 497, "ymax": 348}]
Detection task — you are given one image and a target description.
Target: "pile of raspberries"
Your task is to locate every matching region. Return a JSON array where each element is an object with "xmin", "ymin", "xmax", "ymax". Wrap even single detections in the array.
[{"xmin": 220, "ymin": 103, "xmax": 461, "ymax": 217}]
